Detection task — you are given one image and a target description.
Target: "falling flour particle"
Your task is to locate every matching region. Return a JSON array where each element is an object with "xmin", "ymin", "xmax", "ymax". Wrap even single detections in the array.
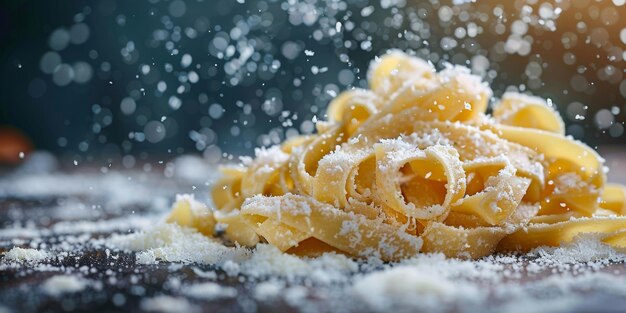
[
  {"xmin": 42, "ymin": 275, "xmax": 89, "ymax": 297},
  {"xmin": 3, "ymin": 247, "xmax": 49, "ymax": 262}
]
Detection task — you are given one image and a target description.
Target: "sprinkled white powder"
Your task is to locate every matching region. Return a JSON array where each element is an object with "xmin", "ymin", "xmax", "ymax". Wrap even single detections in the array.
[
  {"xmin": 42, "ymin": 275, "xmax": 89, "ymax": 297},
  {"xmin": 0, "ymin": 214, "xmax": 161, "ymax": 239},
  {"xmin": 353, "ymin": 266, "xmax": 482, "ymax": 312},
  {"xmin": 254, "ymin": 281, "xmax": 284, "ymax": 300},
  {"xmin": 240, "ymin": 145, "xmax": 289, "ymax": 167},
  {"xmin": 140, "ymin": 296, "xmax": 198, "ymax": 313},
  {"xmin": 3, "ymin": 247, "xmax": 49, "ymax": 262},
  {"xmin": 182, "ymin": 282, "xmax": 237, "ymax": 300},
  {"xmin": 191, "ymin": 267, "xmax": 217, "ymax": 279},
  {"xmin": 3, "ymin": 0, "xmax": 624, "ymax": 309},
  {"xmin": 107, "ymin": 223, "xmax": 357, "ymax": 282},
  {"xmin": 3, "ymin": 167, "xmax": 626, "ymax": 313},
  {"xmin": 2, "ymin": 205, "xmax": 626, "ymax": 313},
  {"xmin": 107, "ymin": 223, "xmax": 248, "ymax": 265},
  {"xmin": 0, "ymin": 172, "xmax": 155, "ymax": 207},
  {"xmin": 102, "ymin": 218, "xmax": 626, "ymax": 313}
]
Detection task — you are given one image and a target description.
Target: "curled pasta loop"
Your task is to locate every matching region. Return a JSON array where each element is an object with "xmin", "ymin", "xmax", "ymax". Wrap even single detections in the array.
[
  {"xmin": 289, "ymin": 125, "xmax": 347, "ymax": 195},
  {"xmin": 493, "ymin": 92, "xmax": 565, "ymax": 134},
  {"xmin": 211, "ymin": 166, "xmax": 246, "ymax": 212},
  {"xmin": 374, "ymin": 140, "xmax": 466, "ymax": 221},
  {"xmin": 240, "ymin": 146, "xmax": 289, "ymax": 198},
  {"xmin": 367, "ymin": 49, "xmax": 435, "ymax": 97},
  {"xmin": 312, "ymin": 148, "xmax": 374, "ymax": 209},
  {"xmin": 326, "ymin": 89, "xmax": 380, "ymax": 135},
  {"xmin": 452, "ymin": 165, "xmax": 531, "ymax": 226}
]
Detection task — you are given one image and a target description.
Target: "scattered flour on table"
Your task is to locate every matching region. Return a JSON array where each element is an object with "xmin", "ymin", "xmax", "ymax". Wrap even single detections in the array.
[
  {"xmin": 253, "ymin": 280, "xmax": 285, "ymax": 300},
  {"xmin": 140, "ymin": 295, "xmax": 198, "ymax": 313},
  {"xmin": 107, "ymin": 223, "xmax": 249, "ymax": 265},
  {"xmin": 105, "ymin": 221, "xmax": 626, "ymax": 313},
  {"xmin": 4, "ymin": 170, "xmax": 626, "ymax": 313},
  {"xmin": 41, "ymin": 275, "xmax": 90, "ymax": 297},
  {"xmin": 107, "ymin": 223, "xmax": 359, "ymax": 282},
  {"xmin": 352, "ymin": 265, "xmax": 483, "ymax": 312},
  {"xmin": 0, "ymin": 172, "xmax": 156, "ymax": 207},
  {"xmin": 182, "ymin": 282, "xmax": 238, "ymax": 300},
  {"xmin": 3, "ymin": 247, "xmax": 49, "ymax": 262},
  {"xmin": 191, "ymin": 267, "xmax": 218, "ymax": 279},
  {"xmin": 528, "ymin": 234, "xmax": 626, "ymax": 266},
  {"xmin": 0, "ymin": 214, "xmax": 163, "ymax": 239}
]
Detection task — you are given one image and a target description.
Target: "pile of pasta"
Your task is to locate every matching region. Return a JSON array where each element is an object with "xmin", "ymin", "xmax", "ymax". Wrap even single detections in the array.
[{"xmin": 168, "ymin": 50, "xmax": 626, "ymax": 261}]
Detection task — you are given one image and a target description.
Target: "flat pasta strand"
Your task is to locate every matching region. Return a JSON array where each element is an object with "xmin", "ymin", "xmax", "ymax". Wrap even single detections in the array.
[
  {"xmin": 241, "ymin": 194, "xmax": 423, "ymax": 261},
  {"xmin": 497, "ymin": 217, "xmax": 626, "ymax": 252}
]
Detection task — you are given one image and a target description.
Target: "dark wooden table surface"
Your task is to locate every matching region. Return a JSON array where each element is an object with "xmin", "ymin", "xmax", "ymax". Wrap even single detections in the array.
[{"xmin": 0, "ymin": 148, "xmax": 625, "ymax": 313}]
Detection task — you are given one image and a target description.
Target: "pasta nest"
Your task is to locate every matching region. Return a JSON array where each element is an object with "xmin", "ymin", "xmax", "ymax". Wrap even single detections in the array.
[{"xmin": 168, "ymin": 50, "xmax": 626, "ymax": 261}]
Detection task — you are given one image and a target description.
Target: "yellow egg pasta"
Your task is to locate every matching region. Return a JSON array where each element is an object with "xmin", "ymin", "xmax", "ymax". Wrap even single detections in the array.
[
  {"xmin": 168, "ymin": 51, "xmax": 626, "ymax": 261},
  {"xmin": 492, "ymin": 92, "xmax": 565, "ymax": 134}
]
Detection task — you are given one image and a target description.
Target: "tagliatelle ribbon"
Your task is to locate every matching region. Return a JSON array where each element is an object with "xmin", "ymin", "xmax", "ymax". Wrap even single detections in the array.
[{"xmin": 168, "ymin": 50, "xmax": 626, "ymax": 261}]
